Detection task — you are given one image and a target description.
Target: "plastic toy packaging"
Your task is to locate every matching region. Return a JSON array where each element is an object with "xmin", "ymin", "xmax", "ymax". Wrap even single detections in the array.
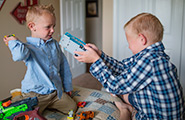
[{"xmin": 60, "ymin": 32, "xmax": 86, "ymax": 56}]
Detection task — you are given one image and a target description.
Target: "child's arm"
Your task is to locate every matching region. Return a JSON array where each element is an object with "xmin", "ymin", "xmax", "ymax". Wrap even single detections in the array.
[
  {"xmin": 90, "ymin": 56, "xmax": 153, "ymax": 95},
  {"xmin": 74, "ymin": 44, "xmax": 132, "ymax": 75},
  {"xmin": 3, "ymin": 35, "xmax": 30, "ymax": 61},
  {"xmin": 59, "ymin": 47, "xmax": 73, "ymax": 92}
]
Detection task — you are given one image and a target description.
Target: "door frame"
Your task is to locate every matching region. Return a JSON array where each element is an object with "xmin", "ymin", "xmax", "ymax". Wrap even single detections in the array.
[{"xmin": 180, "ymin": 0, "xmax": 185, "ymax": 94}]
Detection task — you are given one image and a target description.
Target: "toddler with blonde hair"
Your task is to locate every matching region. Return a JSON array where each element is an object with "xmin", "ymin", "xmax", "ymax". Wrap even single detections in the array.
[{"xmin": 3, "ymin": 4, "xmax": 77, "ymax": 115}]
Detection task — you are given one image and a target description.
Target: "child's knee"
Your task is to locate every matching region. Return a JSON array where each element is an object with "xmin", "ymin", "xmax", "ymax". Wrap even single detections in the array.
[{"xmin": 59, "ymin": 93, "xmax": 77, "ymax": 112}]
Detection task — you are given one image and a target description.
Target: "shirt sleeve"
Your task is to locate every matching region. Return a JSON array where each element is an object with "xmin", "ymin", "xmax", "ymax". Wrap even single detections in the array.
[
  {"xmin": 90, "ymin": 53, "xmax": 153, "ymax": 95},
  {"xmin": 100, "ymin": 52, "xmax": 135, "ymax": 76},
  {"xmin": 58, "ymin": 43, "xmax": 73, "ymax": 92},
  {"xmin": 8, "ymin": 40, "xmax": 30, "ymax": 61}
]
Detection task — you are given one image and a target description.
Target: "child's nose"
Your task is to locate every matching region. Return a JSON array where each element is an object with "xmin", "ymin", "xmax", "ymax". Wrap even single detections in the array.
[{"xmin": 50, "ymin": 27, "xmax": 55, "ymax": 33}]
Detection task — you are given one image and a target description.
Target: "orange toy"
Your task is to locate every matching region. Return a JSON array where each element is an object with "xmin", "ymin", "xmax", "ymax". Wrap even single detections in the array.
[
  {"xmin": 2, "ymin": 100, "xmax": 12, "ymax": 107},
  {"xmin": 76, "ymin": 111, "xmax": 94, "ymax": 120}
]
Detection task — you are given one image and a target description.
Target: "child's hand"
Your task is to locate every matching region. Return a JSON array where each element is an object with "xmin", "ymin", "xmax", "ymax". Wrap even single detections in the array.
[
  {"xmin": 86, "ymin": 43, "xmax": 102, "ymax": 56},
  {"xmin": 3, "ymin": 35, "xmax": 17, "ymax": 46},
  {"xmin": 66, "ymin": 91, "xmax": 72, "ymax": 96},
  {"xmin": 74, "ymin": 45, "xmax": 100, "ymax": 63}
]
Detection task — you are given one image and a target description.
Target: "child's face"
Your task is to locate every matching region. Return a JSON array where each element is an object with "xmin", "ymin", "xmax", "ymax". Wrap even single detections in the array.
[
  {"xmin": 125, "ymin": 28, "xmax": 143, "ymax": 55},
  {"xmin": 32, "ymin": 12, "xmax": 56, "ymax": 41}
]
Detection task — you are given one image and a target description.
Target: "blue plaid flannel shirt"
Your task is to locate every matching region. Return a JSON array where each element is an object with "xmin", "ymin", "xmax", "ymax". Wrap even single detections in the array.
[{"xmin": 90, "ymin": 42, "xmax": 185, "ymax": 120}]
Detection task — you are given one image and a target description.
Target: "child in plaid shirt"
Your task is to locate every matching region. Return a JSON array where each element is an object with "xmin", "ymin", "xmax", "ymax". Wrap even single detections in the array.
[{"xmin": 74, "ymin": 13, "xmax": 185, "ymax": 120}]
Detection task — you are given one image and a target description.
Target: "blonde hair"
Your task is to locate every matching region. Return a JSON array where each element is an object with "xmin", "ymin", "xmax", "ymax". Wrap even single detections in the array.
[
  {"xmin": 124, "ymin": 13, "xmax": 164, "ymax": 42},
  {"xmin": 26, "ymin": 4, "xmax": 55, "ymax": 24}
]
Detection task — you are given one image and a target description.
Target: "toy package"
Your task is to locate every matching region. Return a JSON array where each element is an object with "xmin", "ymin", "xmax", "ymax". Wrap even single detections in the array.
[{"xmin": 59, "ymin": 32, "xmax": 86, "ymax": 56}]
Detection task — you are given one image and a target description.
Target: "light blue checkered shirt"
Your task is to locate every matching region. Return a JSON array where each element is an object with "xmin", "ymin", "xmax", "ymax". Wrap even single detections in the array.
[
  {"xmin": 8, "ymin": 37, "xmax": 72, "ymax": 99},
  {"xmin": 90, "ymin": 42, "xmax": 185, "ymax": 119}
]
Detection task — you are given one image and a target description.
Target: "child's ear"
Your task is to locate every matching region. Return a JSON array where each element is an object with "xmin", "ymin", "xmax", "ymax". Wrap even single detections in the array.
[
  {"xmin": 27, "ymin": 22, "xmax": 36, "ymax": 31},
  {"xmin": 139, "ymin": 33, "xmax": 147, "ymax": 45}
]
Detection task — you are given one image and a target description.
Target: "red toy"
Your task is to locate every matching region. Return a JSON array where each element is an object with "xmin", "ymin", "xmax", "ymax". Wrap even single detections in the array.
[
  {"xmin": 13, "ymin": 107, "xmax": 47, "ymax": 120},
  {"xmin": 77, "ymin": 102, "xmax": 86, "ymax": 108}
]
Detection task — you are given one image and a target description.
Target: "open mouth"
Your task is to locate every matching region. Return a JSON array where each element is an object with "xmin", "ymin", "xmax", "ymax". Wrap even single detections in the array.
[{"xmin": 48, "ymin": 35, "xmax": 52, "ymax": 38}]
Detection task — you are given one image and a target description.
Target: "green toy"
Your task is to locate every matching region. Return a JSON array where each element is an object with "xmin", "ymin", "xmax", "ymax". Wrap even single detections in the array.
[
  {"xmin": 0, "ymin": 97, "xmax": 38, "ymax": 120},
  {"xmin": 0, "ymin": 102, "xmax": 28, "ymax": 120}
]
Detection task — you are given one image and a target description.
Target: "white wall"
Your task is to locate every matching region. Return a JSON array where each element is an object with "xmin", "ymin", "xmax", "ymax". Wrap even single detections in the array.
[
  {"xmin": 102, "ymin": 0, "xmax": 113, "ymax": 56},
  {"xmin": 0, "ymin": 0, "xmax": 61, "ymax": 99}
]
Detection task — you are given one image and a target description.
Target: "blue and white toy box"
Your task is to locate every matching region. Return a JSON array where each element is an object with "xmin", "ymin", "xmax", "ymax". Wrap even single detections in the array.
[{"xmin": 59, "ymin": 32, "xmax": 86, "ymax": 56}]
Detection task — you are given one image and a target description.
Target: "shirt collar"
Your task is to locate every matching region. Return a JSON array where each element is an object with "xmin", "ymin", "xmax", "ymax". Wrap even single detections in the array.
[
  {"xmin": 135, "ymin": 41, "xmax": 165, "ymax": 57},
  {"xmin": 26, "ymin": 37, "xmax": 53, "ymax": 47},
  {"xmin": 145, "ymin": 41, "xmax": 165, "ymax": 52}
]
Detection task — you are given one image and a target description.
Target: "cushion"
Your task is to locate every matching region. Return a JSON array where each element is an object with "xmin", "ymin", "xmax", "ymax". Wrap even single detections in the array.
[{"xmin": 43, "ymin": 86, "xmax": 120, "ymax": 120}]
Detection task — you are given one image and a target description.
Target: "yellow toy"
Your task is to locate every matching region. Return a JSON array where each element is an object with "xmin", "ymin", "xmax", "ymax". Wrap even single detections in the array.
[
  {"xmin": 67, "ymin": 110, "xmax": 74, "ymax": 120},
  {"xmin": 4, "ymin": 34, "xmax": 15, "ymax": 38},
  {"xmin": 4, "ymin": 34, "xmax": 15, "ymax": 46}
]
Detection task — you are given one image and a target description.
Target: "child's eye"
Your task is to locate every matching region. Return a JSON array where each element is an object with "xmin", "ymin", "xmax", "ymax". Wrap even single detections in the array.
[{"xmin": 45, "ymin": 26, "xmax": 50, "ymax": 29}]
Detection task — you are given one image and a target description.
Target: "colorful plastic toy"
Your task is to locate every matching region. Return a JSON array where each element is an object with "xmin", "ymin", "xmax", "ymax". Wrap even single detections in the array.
[
  {"xmin": 67, "ymin": 110, "xmax": 75, "ymax": 120},
  {"xmin": 4, "ymin": 34, "xmax": 15, "ymax": 46},
  {"xmin": 4, "ymin": 34, "xmax": 15, "ymax": 38},
  {"xmin": 13, "ymin": 107, "xmax": 47, "ymax": 120},
  {"xmin": 76, "ymin": 111, "xmax": 94, "ymax": 120},
  {"xmin": 0, "ymin": 97, "xmax": 38, "ymax": 120},
  {"xmin": 2, "ymin": 100, "xmax": 12, "ymax": 107},
  {"xmin": 77, "ymin": 101, "xmax": 86, "ymax": 108}
]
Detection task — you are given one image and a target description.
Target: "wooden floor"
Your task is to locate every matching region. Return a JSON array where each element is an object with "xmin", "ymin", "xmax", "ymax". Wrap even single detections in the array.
[{"xmin": 72, "ymin": 72, "xmax": 102, "ymax": 90}]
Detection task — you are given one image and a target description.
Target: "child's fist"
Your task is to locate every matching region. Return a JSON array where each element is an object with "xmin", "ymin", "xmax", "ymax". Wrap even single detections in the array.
[{"xmin": 3, "ymin": 34, "xmax": 17, "ymax": 46}]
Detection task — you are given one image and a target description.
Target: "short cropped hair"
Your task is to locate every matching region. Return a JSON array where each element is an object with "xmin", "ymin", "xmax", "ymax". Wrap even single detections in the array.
[
  {"xmin": 124, "ymin": 13, "xmax": 164, "ymax": 42},
  {"xmin": 26, "ymin": 4, "xmax": 55, "ymax": 24}
]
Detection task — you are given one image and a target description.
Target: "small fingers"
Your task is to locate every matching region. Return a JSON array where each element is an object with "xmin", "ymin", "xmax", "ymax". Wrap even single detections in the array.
[
  {"xmin": 74, "ymin": 56, "xmax": 85, "ymax": 63},
  {"xmin": 3, "ymin": 37, "xmax": 8, "ymax": 46},
  {"xmin": 86, "ymin": 43, "xmax": 94, "ymax": 47},
  {"xmin": 74, "ymin": 51, "xmax": 84, "ymax": 56}
]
